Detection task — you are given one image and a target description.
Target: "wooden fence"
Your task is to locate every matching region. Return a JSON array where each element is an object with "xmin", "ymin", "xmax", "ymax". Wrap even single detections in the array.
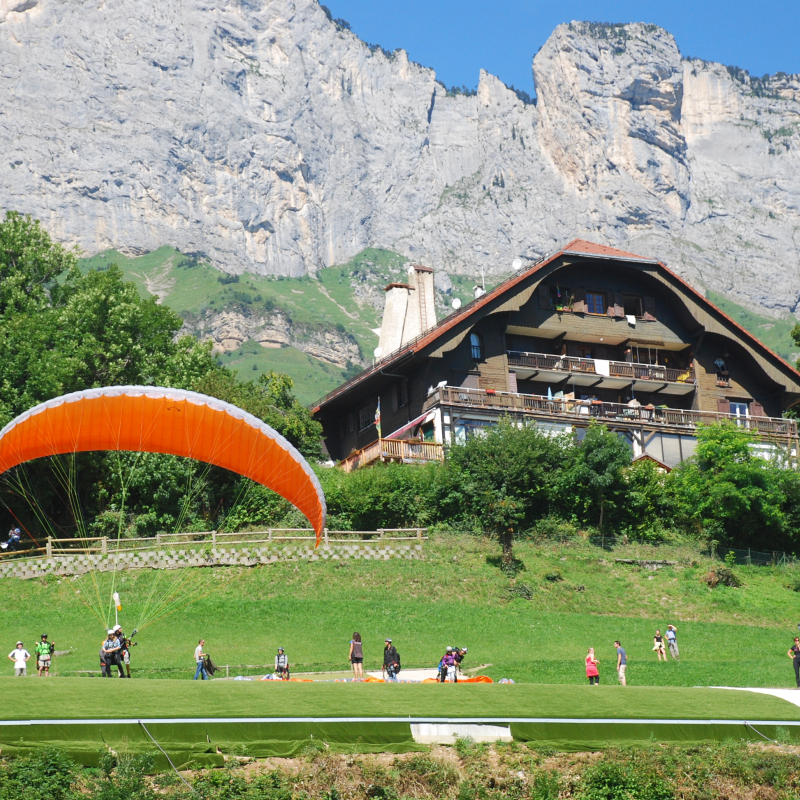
[{"xmin": 0, "ymin": 528, "xmax": 427, "ymax": 562}]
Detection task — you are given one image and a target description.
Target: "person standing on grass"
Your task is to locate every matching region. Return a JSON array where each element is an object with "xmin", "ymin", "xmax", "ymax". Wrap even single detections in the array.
[
  {"xmin": 8, "ymin": 641, "xmax": 30, "ymax": 676},
  {"xmin": 666, "ymin": 625, "xmax": 679, "ymax": 660},
  {"xmin": 35, "ymin": 634, "xmax": 53, "ymax": 677},
  {"xmin": 653, "ymin": 630, "xmax": 667, "ymax": 662},
  {"xmin": 585, "ymin": 648, "xmax": 600, "ymax": 685},
  {"xmin": 383, "ymin": 638, "xmax": 400, "ymax": 682},
  {"xmin": 349, "ymin": 633, "xmax": 364, "ymax": 681},
  {"xmin": 194, "ymin": 639, "xmax": 208, "ymax": 680},
  {"xmin": 615, "ymin": 641, "xmax": 627, "ymax": 686},
  {"xmin": 454, "ymin": 646, "xmax": 467, "ymax": 678},
  {"xmin": 275, "ymin": 647, "xmax": 290, "ymax": 680},
  {"xmin": 788, "ymin": 637, "xmax": 800, "ymax": 688},
  {"xmin": 103, "ymin": 631, "xmax": 121, "ymax": 678}
]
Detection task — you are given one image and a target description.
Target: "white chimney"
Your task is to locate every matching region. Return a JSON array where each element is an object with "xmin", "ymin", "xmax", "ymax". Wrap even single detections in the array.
[{"xmin": 377, "ymin": 264, "xmax": 437, "ymax": 356}]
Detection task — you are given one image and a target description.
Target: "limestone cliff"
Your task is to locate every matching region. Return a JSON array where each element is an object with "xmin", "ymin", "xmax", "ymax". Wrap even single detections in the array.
[{"xmin": 1, "ymin": 6, "xmax": 799, "ymax": 317}]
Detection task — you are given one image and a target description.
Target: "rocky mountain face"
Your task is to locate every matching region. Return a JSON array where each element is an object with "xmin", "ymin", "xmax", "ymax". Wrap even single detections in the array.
[
  {"xmin": 181, "ymin": 306, "xmax": 361, "ymax": 367},
  {"xmin": 1, "ymin": 4, "xmax": 799, "ymax": 318}
]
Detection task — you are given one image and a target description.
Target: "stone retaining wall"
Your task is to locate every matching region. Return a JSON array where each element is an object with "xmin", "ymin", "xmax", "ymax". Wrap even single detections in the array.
[{"xmin": 0, "ymin": 544, "xmax": 424, "ymax": 580}]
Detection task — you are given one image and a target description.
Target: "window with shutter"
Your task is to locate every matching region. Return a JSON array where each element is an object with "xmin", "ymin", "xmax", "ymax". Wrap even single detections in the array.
[
  {"xmin": 717, "ymin": 399, "xmax": 731, "ymax": 414},
  {"xmin": 643, "ymin": 296, "xmax": 656, "ymax": 320},
  {"xmin": 538, "ymin": 284, "xmax": 550, "ymax": 309},
  {"xmin": 585, "ymin": 292, "xmax": 605, "ymax": 314},
  {"xmin": 623, "ymin": 295, "xmax": 644, "ymax": 317}
]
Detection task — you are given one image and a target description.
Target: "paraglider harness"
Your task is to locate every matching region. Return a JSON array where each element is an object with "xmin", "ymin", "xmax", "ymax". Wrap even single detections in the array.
[
  {"xmin": 275, "ymin": 652, "xmax": 289, "ymax": 680},
  {"xmin": 117, "ymin": 629, "xmax": 138, "ymax": 677},
  {"xmin": 202, "ymin": 654, "xmax": 219, "ymax": 677},
  {"xmin": 1, "ymin": 528, "xmax": 21, "ymax": 552},
  {"xmin": 384, "ymin": 646, "xmax": 400, "ymax": 679}
]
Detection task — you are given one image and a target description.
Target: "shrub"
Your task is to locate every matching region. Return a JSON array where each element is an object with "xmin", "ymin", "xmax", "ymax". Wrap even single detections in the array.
[
  {"xmin": 704, "ymin": 566, "xmax": 741, "ymax": 588},
  {"xmin": 0, "ymin": 748, "xmax": 76, "ymax": 800}
]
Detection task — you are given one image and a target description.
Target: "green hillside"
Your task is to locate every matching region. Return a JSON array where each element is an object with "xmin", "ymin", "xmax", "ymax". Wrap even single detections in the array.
[
  {"xmin": 707, "ymin": 290, "xmax": 799, "ymax": 363},
  {"xmin": 77, "ymin": 248, "xmax": 494, "ymax": 405},
  {"xmin": 2, "ymin": 536, "xmax": 799, "ymax": 687}
]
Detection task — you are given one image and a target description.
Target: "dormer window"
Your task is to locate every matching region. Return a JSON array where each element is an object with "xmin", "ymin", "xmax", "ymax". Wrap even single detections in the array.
[{"xmin": 470, "ymin": 333, "xmax": 483, "ymax": 361}]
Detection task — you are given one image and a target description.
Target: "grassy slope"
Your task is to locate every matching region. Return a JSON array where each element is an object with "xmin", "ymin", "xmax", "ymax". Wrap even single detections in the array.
[
  {"xmin": 0, "ymin": 679, "xmax": 797, "ymax": 722},
  {"xmin": 77, "ymin": 247, "xmax": 499, "ymax": 405},
  {"xmin": 707, "ymin": 290, "xmax": 799, "ymax": 363},
  {"xmin": 2, "ymin": 537, "xmax": 800, "ymax": 689}
]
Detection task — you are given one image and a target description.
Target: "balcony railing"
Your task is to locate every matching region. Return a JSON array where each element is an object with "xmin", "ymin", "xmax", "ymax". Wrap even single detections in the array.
[
  {"xmin": 340, "ymin": 438, "xmax": 444, "ymax": 472},
  {"xmin": 507, "ymin": 351, "xmax": 695, "ymax": 384},
  {"xmin": 425, "ymin": 387, "xmax": 797, "ymax": 439}
]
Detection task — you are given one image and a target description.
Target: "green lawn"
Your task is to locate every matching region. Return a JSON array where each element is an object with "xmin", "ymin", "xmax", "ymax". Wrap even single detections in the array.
[
  {"xmin": 0, "ymin": 679, "xmax": 797, "ymax": 722},
  {"xmin": 2, "ymin": 537, "xmax": 800, "ymax": 689}
]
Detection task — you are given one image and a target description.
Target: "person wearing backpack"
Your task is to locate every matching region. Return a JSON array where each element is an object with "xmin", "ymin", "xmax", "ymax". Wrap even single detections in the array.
[
  {"xmin": 35, "ymin": 634, "xmax": 54, "ymax": 677},
  {"xmin": 383, "ymin": 638, "xmax": 400, "ymax": 682}
]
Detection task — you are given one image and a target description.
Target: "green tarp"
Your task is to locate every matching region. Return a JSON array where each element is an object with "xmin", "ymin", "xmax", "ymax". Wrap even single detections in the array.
[
  {"xmin": 510, "ymin": 721, "xmax": 800, "ymax": 751},
  {"xmin": 0, "ymin": 721, "xmax": 420, "ymax": 768}
]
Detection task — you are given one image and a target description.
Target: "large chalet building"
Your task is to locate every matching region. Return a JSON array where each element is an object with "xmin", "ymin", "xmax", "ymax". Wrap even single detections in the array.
[{"xmin": 312, "ymin": 240, "xmax": 800, "ymax": 470}]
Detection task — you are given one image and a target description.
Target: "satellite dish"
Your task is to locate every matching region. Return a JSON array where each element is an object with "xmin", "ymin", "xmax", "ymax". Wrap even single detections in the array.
[
  {"xmin": 512, "ymin": 258, "xmax": 523, "ymax": 271},
  {"xmin": 373, "ymin": 346, "xmax": 383, "ymax": 359},
  {"xmin": 452, "ymin": 298, "xmax": 462, "ymax": 310}
]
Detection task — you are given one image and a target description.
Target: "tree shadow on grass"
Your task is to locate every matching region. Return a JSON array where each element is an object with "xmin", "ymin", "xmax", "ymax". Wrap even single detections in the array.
[{"xmin": 486, "ymin": 554, "xmax": 526, "ymax": 577}]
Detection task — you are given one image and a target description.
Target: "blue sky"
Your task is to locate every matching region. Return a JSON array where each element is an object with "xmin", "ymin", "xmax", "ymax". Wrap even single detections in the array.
[{"xmin": 322, "ymin": 1, "xmax": 800, "ymax": 95}]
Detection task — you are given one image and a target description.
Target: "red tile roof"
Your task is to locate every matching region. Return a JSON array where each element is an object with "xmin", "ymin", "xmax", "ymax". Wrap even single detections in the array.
[{"xmin": 562, "ymin": 238, "xmax": 656, "ymax": 261}]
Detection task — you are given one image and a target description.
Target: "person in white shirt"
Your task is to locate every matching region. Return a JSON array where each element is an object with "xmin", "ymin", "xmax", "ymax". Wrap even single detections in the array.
[
  {"xmin": 8, "ymin": 641, "xmax": 30, "ymax": 676},
  {"xmin": 194, "ymin": 639, "xmax": 208, "ymax": 680}
]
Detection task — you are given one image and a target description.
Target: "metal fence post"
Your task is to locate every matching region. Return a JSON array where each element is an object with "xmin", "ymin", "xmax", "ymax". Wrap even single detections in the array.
[
  {"xmin": 46, "ymin": 537, "xmax": 52, "ymax": 558},
  {"xmin": 156, "ymin": 533, "xmax": 161, "ymax": 548},
  {"xmin": 101, "ymin": 537, "xmax": 107, "ymax": 555},
  {"xmin": 324, "ymin": 528, "xmax": 329, "ymax": 545},
  {"xmin": 268, "ymin": 529, "xmax": 273, "ymax": 542},
  {"xmin": 212, "ymin": 531, "xmax": 216, "ymax": 548}
]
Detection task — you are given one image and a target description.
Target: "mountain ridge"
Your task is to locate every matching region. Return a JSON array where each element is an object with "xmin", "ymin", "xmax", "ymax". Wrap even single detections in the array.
[{"xmin": 2, "ymin": 3, "xmax": 799, "ymax": 321}]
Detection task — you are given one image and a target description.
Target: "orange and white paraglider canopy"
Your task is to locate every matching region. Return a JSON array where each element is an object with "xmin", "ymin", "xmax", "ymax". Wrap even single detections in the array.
[{"xmin": 0, "ymin": 386, "xmax": 326, "ymax": 541}]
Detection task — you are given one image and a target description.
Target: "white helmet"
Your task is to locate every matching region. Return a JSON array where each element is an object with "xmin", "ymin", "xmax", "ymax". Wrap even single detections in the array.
[{"xmin": 107, "ymin": 629, "xmax": 114, "ymax": 635}]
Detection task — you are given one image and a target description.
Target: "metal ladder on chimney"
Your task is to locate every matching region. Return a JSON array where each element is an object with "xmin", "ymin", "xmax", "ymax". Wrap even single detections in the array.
[{"xmin": 416, "ymin": 269, "xmax": 429, "ymax": 334}]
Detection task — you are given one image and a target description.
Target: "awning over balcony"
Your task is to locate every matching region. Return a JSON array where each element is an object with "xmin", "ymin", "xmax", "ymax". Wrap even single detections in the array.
[{"xmin": 385, "ymin": 412, "xmax": 432, "ymax": 440}]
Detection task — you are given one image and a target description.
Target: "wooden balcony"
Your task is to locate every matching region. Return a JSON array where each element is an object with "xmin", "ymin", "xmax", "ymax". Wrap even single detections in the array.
[
  {"xmin": 507, "ymin": 351, "xmax": 695, "ymax": 396},
  {"xmin": 425, "ymin": 386, "xmax": 798, "ymax": 441},
  {"xmin": 339, "ymin": 438, "xmax": 444, "ymax": 472}
]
